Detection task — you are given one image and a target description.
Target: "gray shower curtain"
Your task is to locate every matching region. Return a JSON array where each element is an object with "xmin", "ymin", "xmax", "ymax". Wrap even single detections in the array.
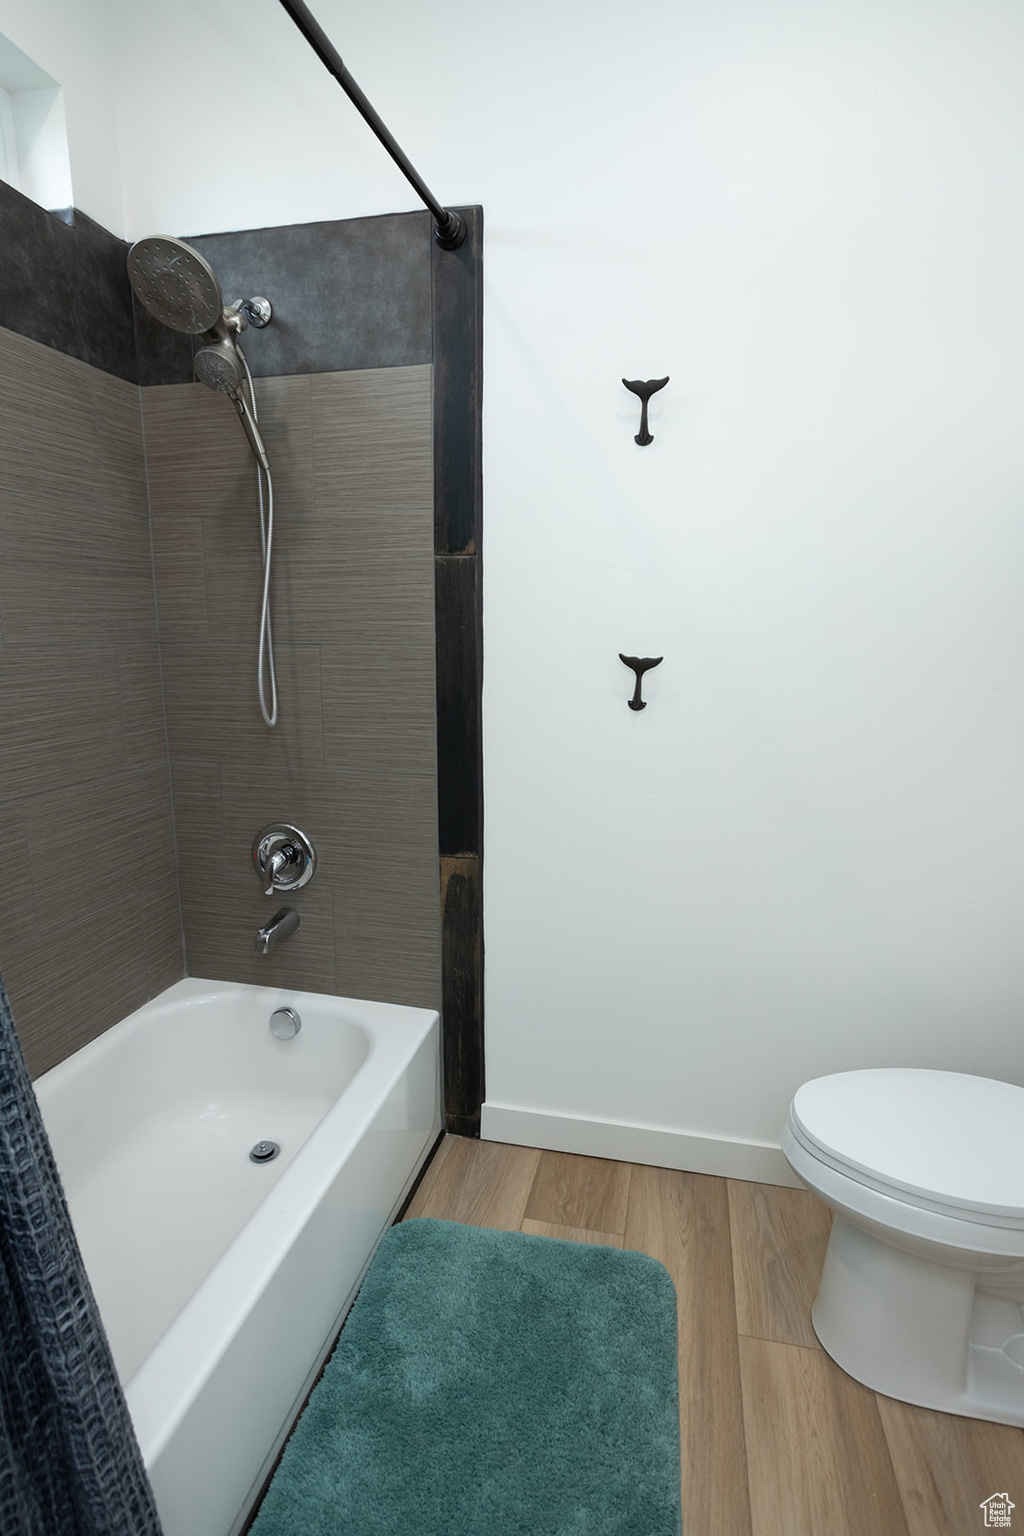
[{"xmin": 0, "ymin": 968, "xmax": 163, "ymax": 1536}]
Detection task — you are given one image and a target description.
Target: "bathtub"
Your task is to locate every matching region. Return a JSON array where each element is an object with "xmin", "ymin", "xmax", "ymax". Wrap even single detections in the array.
[{"xmin": 33, "ymin": 977, "xmax": 441, "ymax": 1536}]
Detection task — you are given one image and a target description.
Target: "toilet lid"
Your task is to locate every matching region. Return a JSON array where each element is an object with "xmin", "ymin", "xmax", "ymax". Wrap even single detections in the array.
[{"xmin": 790, "ymin": 1069, "xmax": 1024, "ymax": 1220}]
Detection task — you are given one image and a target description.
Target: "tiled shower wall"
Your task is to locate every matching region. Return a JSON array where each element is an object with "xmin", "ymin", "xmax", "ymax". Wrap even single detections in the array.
[
  {"xmin": 145, "ymin": 364, "xmax": 441, "ymax": 1003},
  {"xmin": 0, "ymin": 188, "xmax": 459, "ymax": 1083},
  {"xmin": 0, "ymin": 188, "xmax": 478, "ymax": 1105},
  {"xmin": 0, "ymin": 322, "xmax": 182, "ymax": 1076}
]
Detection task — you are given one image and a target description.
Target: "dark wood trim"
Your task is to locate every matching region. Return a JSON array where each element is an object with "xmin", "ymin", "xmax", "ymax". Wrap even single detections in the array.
[
  {"xmin": 432, "ymin": 207, "xmax": 484, "ymax": 1133},
  {"xmin": 432, "ymin": 206, "xmax": 483, "ymax": 564},
  {"xmin": 439, "ymin": 856, "xmax": 484, "ymax": 1132},
  {"xmin": 434, "ymin": 555, "xmax": 481, "ymax": 858}
]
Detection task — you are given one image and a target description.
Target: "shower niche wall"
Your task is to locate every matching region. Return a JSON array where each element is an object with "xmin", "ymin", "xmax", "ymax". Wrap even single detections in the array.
[{"xmin": 0, "ymin": 178, "xmax": 483, "ymax": 1130}]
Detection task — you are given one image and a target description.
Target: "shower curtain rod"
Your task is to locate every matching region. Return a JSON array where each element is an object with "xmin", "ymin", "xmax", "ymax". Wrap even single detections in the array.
[{"xmin": 276, "ymin": 0, "xmax": 467, "ymax": 250}]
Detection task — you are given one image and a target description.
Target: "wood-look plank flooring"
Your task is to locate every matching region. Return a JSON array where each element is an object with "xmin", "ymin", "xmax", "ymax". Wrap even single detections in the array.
[{"xmin": 405, "ymin": 1136, "xmax": 1024, "ymax": 1535}]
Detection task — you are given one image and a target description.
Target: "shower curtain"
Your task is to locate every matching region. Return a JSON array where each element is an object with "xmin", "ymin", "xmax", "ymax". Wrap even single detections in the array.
[{"xmin": 0, "ymin": 968, "xmax": 163, "ymax": 1536}]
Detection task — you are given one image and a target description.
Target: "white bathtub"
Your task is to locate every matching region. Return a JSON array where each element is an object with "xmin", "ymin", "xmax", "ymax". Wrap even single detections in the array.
[{"xmin": 33, "ymin": 977, "xmax": 441, "ymax": 1536}]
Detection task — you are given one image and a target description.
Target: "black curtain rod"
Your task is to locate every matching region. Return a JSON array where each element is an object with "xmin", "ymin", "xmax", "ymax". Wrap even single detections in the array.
[{"xmin": 276, "ymin": 0, "xmax": 466, "ymax": 250}]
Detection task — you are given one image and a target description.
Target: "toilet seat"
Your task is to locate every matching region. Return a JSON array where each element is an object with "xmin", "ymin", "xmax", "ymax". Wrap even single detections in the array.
[
  {"xmin": 790, "ymin": 1069, "xmax": 1024, "ymax": 1231},
  {"xmin": 783, "ymin": 1068, "xmax": 1024, "ymax": 1426}
]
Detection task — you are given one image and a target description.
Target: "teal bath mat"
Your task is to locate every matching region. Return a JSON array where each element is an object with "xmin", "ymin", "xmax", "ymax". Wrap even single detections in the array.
[{"xmin": 251, "ymin": 1218, "xmax": 681, "ymax": 1536}]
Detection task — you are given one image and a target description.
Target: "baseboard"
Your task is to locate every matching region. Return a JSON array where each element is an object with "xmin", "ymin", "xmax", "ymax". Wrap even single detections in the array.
[{"xmin": 480, "ymin": 1102, "xmax": 802, "ymax": 1188}]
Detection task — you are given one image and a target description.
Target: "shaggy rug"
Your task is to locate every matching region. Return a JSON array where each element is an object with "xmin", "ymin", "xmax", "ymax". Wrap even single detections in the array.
[{"xmin": 250, "ymin": 1217, "xmax": 681, "ymax": 1536}]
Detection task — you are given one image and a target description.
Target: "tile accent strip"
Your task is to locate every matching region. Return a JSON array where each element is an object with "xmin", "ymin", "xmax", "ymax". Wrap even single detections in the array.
[
  {"xmin": 180, "ymin": 211, "xmax": 433, "ymax": 381},
  {"xmin": 440, "ymin": 856, "xmax": 484, "ymax": 1139},
  {"xmin": 0, "ymin": 179, "xmax": 138, "ymax": 383},
  {"xmin": 432, "ymin": 207, "xmax": 485, "ymax": 1132}
]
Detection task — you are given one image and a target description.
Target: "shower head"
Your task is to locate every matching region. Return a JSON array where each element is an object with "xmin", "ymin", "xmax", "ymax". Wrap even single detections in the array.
[
  {"xmin": 127, "ymin": 235, "xmax": 272, "ymax": 472},
  {"xmin": 126, "ymin": 235, "xmax": 224, "ymax": 335},
  {"xmin": 194, "ymin": 337, "xmax": 243, "ymax": 394},
  {"xmin": 194, "ymin": 337, "xmax": 270, "ymax": 472}
]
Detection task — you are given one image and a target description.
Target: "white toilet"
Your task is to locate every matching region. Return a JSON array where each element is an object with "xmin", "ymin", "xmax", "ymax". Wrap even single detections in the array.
[{"xmin": 782, "ymin": 1067, "xmax": 1024, "ymax": 1425}]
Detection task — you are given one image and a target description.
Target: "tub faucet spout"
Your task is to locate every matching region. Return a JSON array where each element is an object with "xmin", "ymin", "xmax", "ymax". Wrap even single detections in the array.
[{"xmin": 255, "ymin": 907, "xmax": 299, "ymax": 954}]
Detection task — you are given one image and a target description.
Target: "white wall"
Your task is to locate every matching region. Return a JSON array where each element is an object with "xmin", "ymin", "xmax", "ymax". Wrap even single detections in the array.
[
  {"xmin": 27, "ymin": 0, "xmax": 1024, "ymax": 1174},
  {"xmin": 475, "ymin": 0, "xmax": 1024, "ymax": 1175},
  {"xmin": 0, "ymin": 0, "xmax": 122, "ymax": 229}
]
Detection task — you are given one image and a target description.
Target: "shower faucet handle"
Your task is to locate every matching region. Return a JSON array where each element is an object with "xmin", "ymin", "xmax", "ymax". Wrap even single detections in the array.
[
  {"xmin": 263, "ymin": 845, "xmax": 295, "ymax": 896},
  {"xmin": 252, "ymin": 823, "xmax": 317, "ymax": 896}
]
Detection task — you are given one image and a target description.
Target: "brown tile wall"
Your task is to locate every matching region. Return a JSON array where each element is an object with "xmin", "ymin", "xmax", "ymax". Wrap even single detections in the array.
[
  {"xmin": 0, "ymin": 206, "xmax": 447, "ymax": 1077},
  {"xmin": 0, "ymin": 324, "xmax": 184, "ymax": 1076},
  {"xmin": 143, "ymin": 363, "xmax": 441, "ymax": 1007}
]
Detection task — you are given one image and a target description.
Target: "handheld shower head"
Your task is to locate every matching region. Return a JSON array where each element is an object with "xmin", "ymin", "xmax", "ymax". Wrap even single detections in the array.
[
  {"xmin": 194, "ymin": 337, "xmax": 270, "ymax": 472},
  {"xmin": 194, "ymin": 337, "xmax": 243, "ymax": 394},
  {"xmin": 126, "ymin": 235, "xmax": 224, "ymax": 335},
  {"xmin": 129, "ymin": 234, "xmax": 278, "ymax": 725}
]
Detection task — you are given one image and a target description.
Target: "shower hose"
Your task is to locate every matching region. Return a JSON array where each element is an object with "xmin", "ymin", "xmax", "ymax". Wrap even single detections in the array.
[{"xmin": 238, "ymin": 344, "xmax": 277, "ymax": 728}]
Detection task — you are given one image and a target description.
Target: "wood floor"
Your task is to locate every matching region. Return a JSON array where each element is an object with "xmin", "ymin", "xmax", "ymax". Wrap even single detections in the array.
[{"xmin": 404, "ymin": 1135, "xmax": 1024, "ymax": 1536}]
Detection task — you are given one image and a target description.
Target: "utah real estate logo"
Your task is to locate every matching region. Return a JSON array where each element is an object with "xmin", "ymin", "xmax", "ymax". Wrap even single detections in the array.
[{"xmin": 981, "ymin": 1493, "xmax": 1015, "ymax": 1529}]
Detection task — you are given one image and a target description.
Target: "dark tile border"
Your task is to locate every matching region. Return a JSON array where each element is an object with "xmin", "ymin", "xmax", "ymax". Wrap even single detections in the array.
[
  {"xmin": 0, "ymin": 181, "xmax": 137, "ymax": 382},
  {"xmin": 432, "ymin": 207, "xmax": 484, "ymax": 1133},
  {"xmin": 189, "ymin": 212, "xmax": 432, "ymax": 378},
  {"xmin": 440, "ymin": 858, "xmax": 483, "ymax": 1138},
  {"xmin": 135, "ymin": 210, "xmax": 434, "ymax": 387}
]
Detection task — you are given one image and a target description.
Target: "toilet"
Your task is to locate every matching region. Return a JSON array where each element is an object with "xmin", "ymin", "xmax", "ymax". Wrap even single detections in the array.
[{"xmin": 782, "ymin": 1067, "xmax": 1024, "ymax": 1425}]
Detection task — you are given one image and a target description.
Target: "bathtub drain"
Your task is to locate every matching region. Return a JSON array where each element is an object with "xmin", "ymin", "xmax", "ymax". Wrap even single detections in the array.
[{"xmin": 249, "ymin": 1140, "xmax": 280, "ymax": 1163}]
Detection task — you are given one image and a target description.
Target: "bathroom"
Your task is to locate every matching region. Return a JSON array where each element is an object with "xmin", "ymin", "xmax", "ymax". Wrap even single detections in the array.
[{"xmin": 1, "ymin": 0, "xmax": 1024, "ymax": 1531}]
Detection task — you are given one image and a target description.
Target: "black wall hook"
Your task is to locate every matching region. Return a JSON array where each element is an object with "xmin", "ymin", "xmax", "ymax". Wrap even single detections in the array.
[
  {"xmin": 619, "ymin": 654, "xmax": 663, "ymax": 710},
  {"xmin": 622, "ymin": 377, "xmax": 669, "ymax": 445}
]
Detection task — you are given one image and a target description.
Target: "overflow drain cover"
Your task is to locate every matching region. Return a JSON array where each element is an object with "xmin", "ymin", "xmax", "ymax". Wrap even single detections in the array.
[{"xmin": 249, "ymin": 1140, "xmax": 280, "ymax": 1163}]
